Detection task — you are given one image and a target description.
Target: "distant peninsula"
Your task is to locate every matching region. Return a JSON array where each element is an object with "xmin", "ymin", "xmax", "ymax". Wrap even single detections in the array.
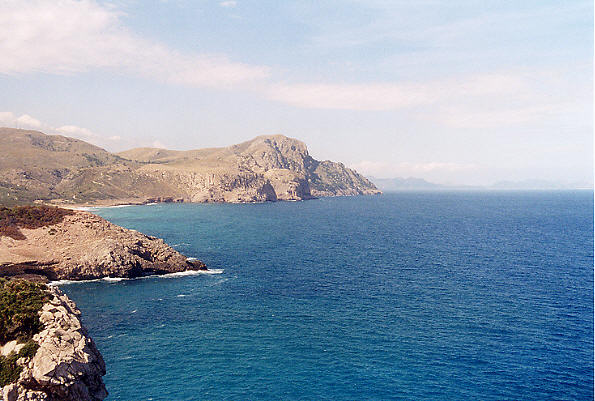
[
  {"xmin": 0, "ymin": 128, "xmax": 380, "ymax": 206},
  {"xmin": 0, "ymin": 205, "xmax": 207, "ymax": 282}
]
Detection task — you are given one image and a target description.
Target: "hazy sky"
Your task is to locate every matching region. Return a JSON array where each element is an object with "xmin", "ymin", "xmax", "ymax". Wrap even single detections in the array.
[{"xmin": 0, "ymin": 0, "xmax": 592, "ymax": 185}]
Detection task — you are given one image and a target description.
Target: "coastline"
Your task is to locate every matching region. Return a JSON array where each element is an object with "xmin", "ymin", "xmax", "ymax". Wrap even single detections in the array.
[
  {"xmin": 57, "ymin": 191, "xmax": 385, "ymax": 210},
  {"xmin": 0, "ymin": 207, "xmax": 210, "ymax": 282},
  {"xmin": 49, "ymin": 268, "xmax": 224, "ymax": 286}
]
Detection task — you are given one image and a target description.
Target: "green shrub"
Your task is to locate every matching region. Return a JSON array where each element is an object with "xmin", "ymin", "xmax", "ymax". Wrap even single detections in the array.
[
  {"xmin": 0, "ymin": 279, "xmax": 49, "ymax": 344},
  {"xmin": 0, "ymin": 280, "xmax": 47, "ymax": 386},
  {"xmin": 0, "ymin": 341, "xmax": 40, "ymax": 386},
  {"xmin": 0, "ymin": 352, "xmax": 22, "ymax": 386},
  {"xmin": 17, "ymin": 340, "xmax": 39, "ymax": 359}
]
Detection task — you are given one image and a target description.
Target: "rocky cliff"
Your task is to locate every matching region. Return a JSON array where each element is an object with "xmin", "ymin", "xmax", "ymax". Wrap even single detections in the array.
[
  {"xmin": 0, "ymin": 281, "xmax": 107, "ymax": 401},
  {"xmin": 0, "ymin": 128, "xmax": 380, "ymax": 205},
  {"xmin": 0, "ymin": 206, "xmax": 207, "ymax": 281}
]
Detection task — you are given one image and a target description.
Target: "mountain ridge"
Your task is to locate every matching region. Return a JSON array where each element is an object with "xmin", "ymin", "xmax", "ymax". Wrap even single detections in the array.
[{"xmin": 0, "ymin": 128, "xmax": 380, "ymax": 205}]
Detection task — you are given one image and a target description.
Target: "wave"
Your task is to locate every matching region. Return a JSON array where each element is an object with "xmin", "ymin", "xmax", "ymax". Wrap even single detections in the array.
[
  {"xmin": 49, "ymin": 278, "xmax": 102, "ymax": 286},
  {"xmin": 50, "ymin": 269, "xmax": 223, "ymax": 285},
  {"xmin": 103, "ymin": 277, "xmax": 126, "ymax": 282},
  {"xmin": 161, "ymin": 269, "xmax": 224, "ymax": 278},
  {"xmin": 49, "ymin": 276, "xmax": 127, "ymax": 285}
]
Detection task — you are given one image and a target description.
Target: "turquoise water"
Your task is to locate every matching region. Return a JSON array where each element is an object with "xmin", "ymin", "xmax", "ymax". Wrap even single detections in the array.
[{"xmin": 61, "ymin": 192, "xmax": 593, "ymax": 400}]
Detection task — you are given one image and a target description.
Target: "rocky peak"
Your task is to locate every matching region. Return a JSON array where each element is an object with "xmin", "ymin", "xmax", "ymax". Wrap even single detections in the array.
[{"xmin": 238, "ymin": 135, "xmax": 312, "ymax": 173}]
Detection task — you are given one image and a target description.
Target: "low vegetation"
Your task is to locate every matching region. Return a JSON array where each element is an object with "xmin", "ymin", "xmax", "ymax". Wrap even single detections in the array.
[
  {"xmin": 0, "ymin": 278, "xmax": 49, "ymax": 344},
  {"xmin": 0, "ymin": 279, "xmax": 48, "ymax": 386},
  {"xmin": 0, "ymin": 340, "xmax": 40, "ymax": 386},
  {"xmin": 0, "ymin": 205, "xmax": 73, "ymax": 240}
]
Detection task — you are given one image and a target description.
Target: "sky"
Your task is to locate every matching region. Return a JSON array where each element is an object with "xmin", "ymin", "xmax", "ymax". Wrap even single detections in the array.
[{"xmin": 0, "ymin": 0, "xmax": 592, "ymax": 186}]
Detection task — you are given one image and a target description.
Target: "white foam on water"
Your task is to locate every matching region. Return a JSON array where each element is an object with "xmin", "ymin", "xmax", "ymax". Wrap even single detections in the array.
[
  {"xmin": 50, "ymin": 276, "xmax": 127, "ymax": 285},
  {"xmin": 103, "ymin": 277, "xmax": 127, "ymax": 282},
  {"xmin": 161, "ymin": 269, "xmax": 223, "ymax": 278},
  {"xmin": 176, "ymin": 294, "xmax": 187, "ymax": 297},
  {"xmin": 49, "ymin": 278, "xmax": 101, "ymax": 286},
  {"xmin": 202, "ymin": 269, "xmax": 224, "ymax": 274},
  {"xmin": 131, "ymin": 309, "xmax": 137, "ymax": 313},
  {"xmin": 50, "ymin": 269, "xmax": 222, "ymax": 286}
]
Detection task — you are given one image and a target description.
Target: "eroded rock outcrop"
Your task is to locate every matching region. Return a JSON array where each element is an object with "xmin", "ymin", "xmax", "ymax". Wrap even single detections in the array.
[
  {"xmin": 0, "ymin": 209, "xmax": 207, "ymax": 281},
  {"xmin": 0, "ymin": 286, "xmax": 107, "ymax": 401}
]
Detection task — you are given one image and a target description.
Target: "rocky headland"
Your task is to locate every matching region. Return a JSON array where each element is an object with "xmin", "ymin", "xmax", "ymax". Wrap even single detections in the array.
[
  {"xmin": 0, "ymin": 205, "xmax": 212, "ymax": 400},
  {"xmin": 0, "ymin": 128, "xmax": 380, "ymax": 206},
  {"xmin": 0, "ymin": 206, "xmax": 207, "ymax": 281},
  {"xmin": 0, "ymin": 279, "xmax": 107, "ymax": 401}
]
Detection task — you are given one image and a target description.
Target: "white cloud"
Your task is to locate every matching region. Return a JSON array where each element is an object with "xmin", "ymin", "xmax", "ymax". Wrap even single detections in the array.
[
  {"xmin": 16, "ymin": 114, "xmax": 43, "ymax": 128},
  {"xmin": 0, "ymin": 0, "xmax": 588, "ymax": 132},
  {"xmin": 0, "ymin": 111, "xmax": 123, "ymax": 148},
  {"xmin": 0, "ymin": 0, "xmax": 268, "ymax": 87},
  {"xmin": 0, "ymin": 112, "xmax": 43, "ymax": 130},
  {"xmin": 438, "ymin": 106, "xmax": 553, "ymax": 129},
  {"xmin": 56, "ymin": 125, "xmax": 97, "ymax": 139},
  {"xmin": 266, "ymin": 73, "xmax": 526, "ymax": 111}
]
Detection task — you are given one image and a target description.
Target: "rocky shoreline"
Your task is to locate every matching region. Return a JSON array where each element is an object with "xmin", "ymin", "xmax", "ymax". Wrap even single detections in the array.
[
  {"xmin": 0, "ymin": 206, "xmax": 214, "ymax": 400},
  {"xmin": 0, "ymin": 208, "xmax": 207, "ymax": 282},
  {"xmin": 1, "ymin": 283, "xmax": 107, "ymax": 401}
]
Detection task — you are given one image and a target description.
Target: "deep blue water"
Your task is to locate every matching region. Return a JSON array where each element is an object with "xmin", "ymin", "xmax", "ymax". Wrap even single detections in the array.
[{"xmin": 60, "ymin": 191, "xmax": 594, "ymax": 400}]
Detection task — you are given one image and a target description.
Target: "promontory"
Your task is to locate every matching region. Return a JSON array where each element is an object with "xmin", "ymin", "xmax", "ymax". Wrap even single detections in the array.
[
  {"xmin": 0, "ymin": 128, "xmax": 380, "ymax": 206},
  {"xmin": 0, "ymin": 205, "xmax": 207, "ymax": 282}
]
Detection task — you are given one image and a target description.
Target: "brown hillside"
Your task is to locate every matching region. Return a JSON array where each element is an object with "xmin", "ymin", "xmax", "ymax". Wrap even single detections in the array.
[{"xmin": 0, "ymin": 128, "xmax": 380, "ymax": 205}]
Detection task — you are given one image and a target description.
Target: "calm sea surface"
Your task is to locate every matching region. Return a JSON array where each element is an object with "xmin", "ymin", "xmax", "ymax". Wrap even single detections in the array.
[{"xmin": 60, "ymin": 191, "xmax": 594, "ymax": 400}]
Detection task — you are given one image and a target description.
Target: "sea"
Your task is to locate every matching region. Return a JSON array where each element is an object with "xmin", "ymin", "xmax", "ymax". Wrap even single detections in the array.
[{"xmin": 59, "ymin": 191, "xmax": 594, "ymax": 400}]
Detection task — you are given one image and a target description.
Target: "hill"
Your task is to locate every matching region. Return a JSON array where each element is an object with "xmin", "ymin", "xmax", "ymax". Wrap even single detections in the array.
[{"xmin": 0, "ymin": 128, "xmax": 379, "ymax": 205}]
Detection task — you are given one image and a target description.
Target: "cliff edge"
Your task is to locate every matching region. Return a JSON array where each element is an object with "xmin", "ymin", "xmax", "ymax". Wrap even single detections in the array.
[{"xmin": 0, "ymin": 280, "xmax": 107, "ymax": 401}]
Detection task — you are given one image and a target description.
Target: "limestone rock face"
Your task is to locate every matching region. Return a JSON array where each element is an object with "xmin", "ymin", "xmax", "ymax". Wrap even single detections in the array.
[
  {"xmin": 308, "ymin": 160, "xmax": 381, "ymax": 197},
  {"xmin": 0, "ymin": 210, "xmax": 207, "ymax": 281},
  {"xmin": 0, "ymin": 287, "xmax": 107, "ymax": 401},
  {"xmin": 0, "ymin": 128, "xmax": 380, "ymax": 206}
]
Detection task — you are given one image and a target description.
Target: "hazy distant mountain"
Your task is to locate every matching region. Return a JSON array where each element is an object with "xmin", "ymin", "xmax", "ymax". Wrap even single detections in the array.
[
  {"xmin": 370, "ymin": 176, "xmax": 592, "ymax": 191},
  {"xmin": 369, "ymin": 177, "xmax": 444, "ymax": 191},
  {"xmin": 0, "ymin": 128, "xmax": 379, "ymax": 206}
]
